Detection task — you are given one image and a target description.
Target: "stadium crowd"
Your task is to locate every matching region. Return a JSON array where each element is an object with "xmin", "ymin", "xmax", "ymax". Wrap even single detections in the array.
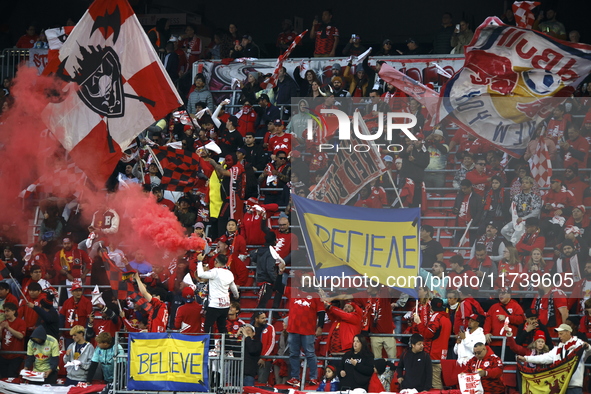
[{"xmin": 2, "ymin": 5, "xmax": 591, "ymax": 394}]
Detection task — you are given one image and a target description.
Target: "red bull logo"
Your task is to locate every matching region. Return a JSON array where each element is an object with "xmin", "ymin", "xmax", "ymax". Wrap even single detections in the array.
[{"xmin": 465, "ymin": 51, "xmax": 519, "ymax": 95}]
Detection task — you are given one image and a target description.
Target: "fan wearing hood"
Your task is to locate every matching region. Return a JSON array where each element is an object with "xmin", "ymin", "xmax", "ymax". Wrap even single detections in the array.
[{"xmin": 25, "ymin": 325, "xmax": 60, "ymax": 384}]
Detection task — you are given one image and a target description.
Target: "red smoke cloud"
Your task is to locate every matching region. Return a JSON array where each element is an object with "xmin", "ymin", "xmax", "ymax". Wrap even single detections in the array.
[{"xmin": 0, "ymin": 67, "xmax": 204, "ymax": 265}]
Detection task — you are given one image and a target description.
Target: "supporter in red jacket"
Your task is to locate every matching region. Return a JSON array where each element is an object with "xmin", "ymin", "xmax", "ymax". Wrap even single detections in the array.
[
  {"xmin": 484, "ymin": 288, "xmax": 525, "ymax": 349},
  {"xmin": 560, "ymin": 126, "xmax": 589, "ymax": 170},
  {"xmin": 465, "ymin": 155, "xmax": 490, "ymax": 196},
  {"xmin": 17, "ymin": 282, "xmax": 47, "ymax": 335},
  {"xmin": 59, "ymin": 282, "xmax": 92, "ymax": 347},
  {"xmin": 240, "ymin": 197, "xmax": 278, "ymax": 246},
  {"xmin": 174, "ymin": 287, "xmax": 203, "ymax": 334},
  {"xmin": 454, "ymin": 286, "xmax": 485, "ymax": 335},
  {"xmin": 253, "ymin": 311, "xmax": 276, "ymax": 384},
  {"xmin": 412, "ymin": 298, "xmax": 451, "ymax": 389},
  {"xmin": 135, "ymin": 272, "xmax": 169, "ymax": 333},
  {"xmin": 324, "ymin": 300, "xmax": 363, "ymax": 355},
  {"xmin": 531, "ymin": 283, "xmax": 568, "ymax": 333},
  {"xmin": 541, "ymin": 178, "xmax": 576, "ymax": 220},
  {"xmin": 462, "ymin": 343, "xmax": 505, "ymax": 394}
]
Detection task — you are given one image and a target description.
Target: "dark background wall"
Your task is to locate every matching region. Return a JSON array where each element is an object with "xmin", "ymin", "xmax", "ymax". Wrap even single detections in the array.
[{"xmin": 1, "ymin": 0, "xmax": 589, "ymax": 55}]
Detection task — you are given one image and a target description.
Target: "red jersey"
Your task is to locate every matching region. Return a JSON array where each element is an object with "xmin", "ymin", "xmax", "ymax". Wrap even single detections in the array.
[
  {"xmin": 357, "ymin": 289, "xmax": 394, "ymax": 334},
  {"xmin": 226, "ymin": 318, "xmax": 246, "ymax": 335},
  {"xmin": 313, "ymin": 24, "xmax": 339, "ymax": 55},
  {"xmin": 546, "ymin": 117, "xmax": 569, "ymax": 144},
  {"xmin": 0, "ymin": 318, "xmax": 26, "ymax": 359},
  {"xmin": 18, "ymin": 292, "xmax": 47, "ymax": 332},
  {"xmin": 541, "ymin": 188, "xmax": 576, "ymax": 219},
  {"xmin": 465, "ymin": 169, "xmax": 489, "ymax": 196},
  {"xmin": 148, "ymin": 297, "xmax": 169, "ymax": 333},
  {"xmin": 89, "ymin": 313, "xmax": 121, "ymax": 346},
  {"xmin": 241, "ymin": 203, "xmax": 278, "ymax": 246},
  {"xmin": 236, "ymin": 107, "xmax": 257, "ymax": 137},
  {"xmin": 60, "ymin": 295, "xmax": 93, "ymax": 336},
  {"xmin": 462, "ymin": 348, "xmax": 505, "ymax": 394},
  {"xmin": 564, "ymin": 135, "xmax": 589, "ymax": 169},
  {"xmin": 53, "ymin": 247, "xmax": 92, "ymax": 280},
  {"xmin": 286, "ymin": 287, "xmax": 324, "ymax": 335},
  {"xmin": 277, "ymin": 31, "xmax": 298, "ymax": 48},
  {"xmin": 227, "ymin": 234, "xmax": 248, "ymax": 286},
  {"xmin": 273, "ymin": 231, "xmax": 299, "ymax": 259},
  {"xmin": 174, "ymin": 302, "xmax": 203, "ymax": 334},
  {"xmin": 371, "ymin": 186, "xmax": 388, "ymax": 206},
  {"xmin": 268, "ymin": 133, "xmax": 293, "ymax": 156},
  {"xmin": 16, "ymin": 34, "xmax": 39, "ymax": 49}
]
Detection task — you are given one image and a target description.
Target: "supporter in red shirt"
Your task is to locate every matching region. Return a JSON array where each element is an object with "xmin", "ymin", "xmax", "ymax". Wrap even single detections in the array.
[
  {"xmin": 17, "ymin": 282, "xmax": 46, "ymax": 335},
  {"xmin": 454, "ymin": 286, "xmax": 485, "ymax": 334},
  {"xmin": 484, "ymin": 288, "xmax": 524, "ymax": 348},
  {"xmin": 226, "ymin": 301, "xmax": 246, "ymax": 335},
  {"xmin": 465, "ymin": 155, "xmax": 490, "ymax": 196},
  {"xmin": 53, "ymin": 237, "xmax": 92, "ymax": 285},
  {"xmin": 268, "ymin": 120, "xmax": 293, "ymax": 158},
  {"xmin": 235, "ymin": 101, "xmax": 258, "ymax": 137},
  {"xmin": 546, "ymin": 105, "xmax": 570, "ymax": 144},
  {"xmin": 515, "ymin": 218, "xmax": 546, "ymax": 263},
  {"xmin": 531, "ymin": 284, "xmax": 568, "ymax": 332},
  {"xmin": 560, "ymin": 126, "xmax": 589, "ymax": 170},
  {"xmin": 135, "ymin": 272, "xmax": 169, "ymax": 333},
  {"xmin": 0, "ymin": 302, "xmax": 26, "ymax": 378},
  {"xmin": 541, "ymin": 178, "xmax": 576, "ymax": 221},
  {"xmin": 15, "ymin": 25, "xmax": 38, "ymax": 48},
  {"xmin": 563, "ymin": 165, "xmax": 591, "ymax": 206},
  {"xmin": 285, "ymin": 272, "xmax": 325, "ymax": 387},
  {"xmin": 462, "ymin": 343, "xmax": 505, "ymax": 394},
  {"xmin": 412, "ymin": 298, "xmax": 451, "ymax": 390},
  {"xmin": 174, "ymin": 287, "xmax": 203, "ymax": 333},
  {"xmin": 86, "ymin": 304, "xmax": 121, "ymax": 347},
  {"xmin": 354, "ymin": 185, "xmax": 382, "ymax": 208},
  {"xmin": 0, "ymin": 282, "xmax": 18, "ymax": 314},
  {"xmin": 153, "ymin": 186, "xmax": 175, "ymax": 211},
  {"xmin": 369, "ymin": 178, "xmax": 388, "ymax": 207},
  {"xmin": 60, "ymin": 282, "xmax": 92, "ymax": 346},
  {"xmin": 241, "ymin": 197, "xmax": 278, "ymax": 246},
  {"xmin": 311, "ymin": 10, "xmax": 339, "ymax": 57}
]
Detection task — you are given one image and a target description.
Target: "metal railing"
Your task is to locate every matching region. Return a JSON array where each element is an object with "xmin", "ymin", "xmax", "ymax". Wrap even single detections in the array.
[{"xmin": 0, "ymin": 48, "xmax": 29, "ymax": 81}]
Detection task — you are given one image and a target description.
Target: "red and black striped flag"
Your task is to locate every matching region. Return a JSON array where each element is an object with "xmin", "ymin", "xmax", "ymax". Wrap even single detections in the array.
[
  {"xmin": 100, "ymin": 250, "xmax": 152, "ymax": 312},
  {"xmin": 151, "ymin": 146, "xmax": 203, "ymax": 192}
]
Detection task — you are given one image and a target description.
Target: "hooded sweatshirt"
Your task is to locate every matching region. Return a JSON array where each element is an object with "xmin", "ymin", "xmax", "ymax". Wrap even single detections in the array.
[
  {"xmin": 64, "ymin": 339, "xmax": 95, "ymax": 382},
  {"xmin": 25, "ymin": 325, "xmax": 60, "ymax": 372}
]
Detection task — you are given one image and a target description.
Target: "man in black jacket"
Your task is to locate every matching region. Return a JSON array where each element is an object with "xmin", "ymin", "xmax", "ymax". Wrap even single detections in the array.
[
  {"xmin": 274, "ymin": 67, "xmax": 299, "ymax": 120},
  {"xmin": 399, "ymin": 136, "xmax": 430, "ymax": 207},
  {"xmin": 396, "ymin": 333, "xmax": 432, "ymax": 392},
  {"xmin": 241, "ymin": 324, "xmax": 262, "ymax": 387}
]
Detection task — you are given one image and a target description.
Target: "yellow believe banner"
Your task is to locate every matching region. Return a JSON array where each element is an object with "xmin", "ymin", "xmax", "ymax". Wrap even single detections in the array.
[
  {"xmin": 128, "ymin": 333, "xmax": 209, "ymax": 391},
  {"xmin": 292, "ymin": 195, "xmax": 420, "ymax": 297}
]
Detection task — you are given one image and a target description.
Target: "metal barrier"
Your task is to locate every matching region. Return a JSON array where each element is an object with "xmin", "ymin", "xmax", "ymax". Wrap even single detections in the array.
[
  {"xmin": 112, "ymin": 332, "xmax": 244, "ymax": 394},
  {"xmin": 0, "ymin": 48, "xmax": 29, "ymax": 81}
]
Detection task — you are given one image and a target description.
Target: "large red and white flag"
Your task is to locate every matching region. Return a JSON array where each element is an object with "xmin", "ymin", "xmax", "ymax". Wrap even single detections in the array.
[
  {"xmin": 512, "ymin": 1, "xmax": 541, "ymax": 29},
  {"xmin": 42, "ymin": 0, "xmax": 182, "ymax": 186},
  {"xmin": 438, "ymin": 17, "xmax": 591, "ymax": 158},
  {"xmin": 529, "ymin": 136, "xmax": 552, "ymax": 188},
  {"xmin": 378, "ymin": 62, "xmax": 439, "ymax": 116},
  {"xmin": 262, "ymin": 30, "xmax": 307, "ymax": 89}
]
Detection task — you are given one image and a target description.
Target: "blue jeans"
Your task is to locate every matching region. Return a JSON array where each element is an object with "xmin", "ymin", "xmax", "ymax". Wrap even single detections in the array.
[
  {"xmin": 244, "ymin": 375, "xmax": 255, "ymax": 387},
  {"xmin": 288, "ymin": 333, "xmax": 317, "ymax": 380}
]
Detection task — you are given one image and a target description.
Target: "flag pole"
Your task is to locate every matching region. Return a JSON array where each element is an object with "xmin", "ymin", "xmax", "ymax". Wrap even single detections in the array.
[
  {"xmin": 454, "ymin": 219, "xmax": 473, "ymax": 254},
  {"xmin": 386, "ymin": 170, "xmax": 404, "ymax": 209},
  {"xmin": 9, "ymin": 273, "xmax": 27, "ymax": 300},
  {"xmin": 145, "ymin": 145, "xmax": 164, "ymax": 176}
]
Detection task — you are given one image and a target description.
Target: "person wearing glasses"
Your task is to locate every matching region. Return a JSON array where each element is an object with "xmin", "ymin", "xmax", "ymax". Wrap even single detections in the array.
[
  {"xmin": 465, "ymin": 155, "xmax": 491, "ymax": 196},
  {"xmin": 259, "ymin": 150, "xmax": 291, "ymax": 206},
  {"xmin": 462, "ymin": 342, "xmax": 505, "ymax": 394}
]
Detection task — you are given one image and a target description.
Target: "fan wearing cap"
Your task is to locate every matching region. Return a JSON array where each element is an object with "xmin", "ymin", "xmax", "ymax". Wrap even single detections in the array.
[
  {"xmin": 518, "ymin": 323, "xmax": 591, "ymax": 391},
  {"xmin": 267, "ymin": 119, "xmax": 294, "ymax": 159},
  {"xmin": 454, "ymin": 313, "xmax": 486, "ymax": 365},
  {"xmin": 471, "ymin": 222, "xmax": 507, "ymax": 263},
  {"xmin": 257, "ymin": 94, "xmax": 281, "ymax": 137},
  {"xmin": 174, "ymin": 287, "xmax": 203, "ymax": 334},
  {"xmin": 230, "ymin": 34, "xmax": 260, "ymax": 58},
  {"xmin": 515, "ymin": 217, "xmax": 546, "ymax": 263},
  {"xmin": 483, "ymin": 288, "xmax": 524, "ymax": 349},
  {"xmin": 453, "ymin": 284, "xmax": 485, "ymax": 335},
  {"xmin": 60, "ymin": 282, "xmax": 92, "ymax": 346},
  {"xmin": 465, "ymin": 154, "xmax": 491, "ymax": 196},
  {"xmin": 531, "ymin": 281, "xmax": 568, "ymax": 332},
  {"xmin": 259, "ymin": 150, "xmax": 291, "ymax": 206},
  {"xmin": 412, "ymin": 298, "xmax": 451, "ymax": 389},
  {"xmin": 461, "ymin": 342, "xmax": 504, "ymax": 394}
]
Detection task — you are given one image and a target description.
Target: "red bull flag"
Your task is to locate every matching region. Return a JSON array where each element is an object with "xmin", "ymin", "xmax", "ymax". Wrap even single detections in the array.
[
  {"xmin": 42, "ymin": 0, "xmax": 183, "ymax": 186},
  {"xmin": 439, "ymin": 16, "xmax": 591, "ymax": 157}
]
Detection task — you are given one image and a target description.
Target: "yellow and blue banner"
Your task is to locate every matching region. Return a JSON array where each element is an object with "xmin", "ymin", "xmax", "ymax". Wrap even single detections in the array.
[
  {"xmin": 519, "ymin": 346, "xmax": 584, "ymax": 394},
  {"xmin": 128, "ymin": 333, "xmax": 209, "ymax": 392},
  {"xmin": 292, "ymin": 194, "xmax": 420, "ymax": 297}
]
